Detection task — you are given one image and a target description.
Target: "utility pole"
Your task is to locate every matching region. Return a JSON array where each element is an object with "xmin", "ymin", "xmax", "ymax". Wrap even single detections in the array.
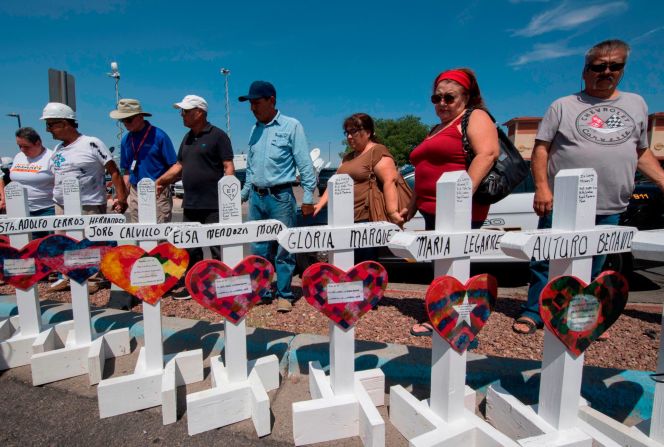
[
  {"xmin": 6, "ymin": 113, "xmax": 21, "ymax": 128},
  {"xmin": 220, "ymin": 68, "xmax": 231, "ymax": 139}
]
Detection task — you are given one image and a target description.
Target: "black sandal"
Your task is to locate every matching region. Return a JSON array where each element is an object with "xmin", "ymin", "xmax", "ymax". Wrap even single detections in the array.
[
  {"xmin": 651, "ymin": 372, "xmax": 664, "ymax": 383},
  {"xmin": 410, "ymin": 322, "xmax": 434, "ymax": 337},
  {"xmin": 512, "ymin": 317, "xmax": 538, "ymax": 335}
]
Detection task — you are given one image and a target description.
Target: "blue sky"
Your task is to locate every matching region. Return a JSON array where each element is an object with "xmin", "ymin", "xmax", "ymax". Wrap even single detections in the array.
[{"xmin": 0, "ymin": 0, "xmax": 662, "ymax": 166}]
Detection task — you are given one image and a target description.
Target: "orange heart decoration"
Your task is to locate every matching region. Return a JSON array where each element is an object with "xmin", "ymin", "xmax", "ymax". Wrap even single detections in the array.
[{"xmin": 100, "ymin": 243, "xmax": 189, "ymax": 305}]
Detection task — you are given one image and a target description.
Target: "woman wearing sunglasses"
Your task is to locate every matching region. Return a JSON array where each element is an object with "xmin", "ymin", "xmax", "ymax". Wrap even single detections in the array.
[
  {"xmin": 406, "ymin": 68, "xmax": 499, "ymax": 337},
  {"xmin": 313, "ymin": 113, "xmax": 405, "ymax": 259}
]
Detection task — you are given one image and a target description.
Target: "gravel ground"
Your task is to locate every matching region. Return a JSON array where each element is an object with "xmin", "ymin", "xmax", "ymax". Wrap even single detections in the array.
[{"xmin": 2, "ymin": 278, "xmax": 660, "ymax": 372}]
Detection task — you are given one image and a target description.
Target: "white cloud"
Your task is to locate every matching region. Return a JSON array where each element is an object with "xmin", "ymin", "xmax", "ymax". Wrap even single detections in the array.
[
  {"xmin": 510, "ymin": 42, "xmax": 585, "ymax": 67},
  {"xmin": 513, "ymin": 1, "xmax": 628, "ymax": 37},
  {"xmin": 631, "ymin": 27, "xmax": 664, "ymax": 45}
]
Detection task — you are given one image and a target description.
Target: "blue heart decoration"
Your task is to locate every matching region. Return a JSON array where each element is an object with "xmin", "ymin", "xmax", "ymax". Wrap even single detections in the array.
[{"xmin": 37, "ymin": 235, "xmax": 117, "ymax": 284}]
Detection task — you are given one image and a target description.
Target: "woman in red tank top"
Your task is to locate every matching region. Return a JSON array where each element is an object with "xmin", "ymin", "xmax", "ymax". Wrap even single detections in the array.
[
  {"xmin": 406, "ymin": 68, "xmax": 499, "ymax": 230},
  {"xmin": 406, "ymin": 68, "xmax": 500, "ymax": 336}
]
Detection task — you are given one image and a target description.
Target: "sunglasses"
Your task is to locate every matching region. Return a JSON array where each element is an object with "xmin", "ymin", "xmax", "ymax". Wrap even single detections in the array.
[
  {"xmin": 344, "ymin": 128, "xmax": 363, "ymax": 137},
  {"xmin": 586, "ymin": 62, "xmax": 625, "ymax": 73},
  {"xmin": 45, "ymin": 120, "xmax": 67, "ymax": 129},
  {"xmin": 430, "ymin": 93, "xmax": 457, "ymax": 105},
  {"xmin": 121, "ymin": 115, "xmax": 138, "ymax": 124}
]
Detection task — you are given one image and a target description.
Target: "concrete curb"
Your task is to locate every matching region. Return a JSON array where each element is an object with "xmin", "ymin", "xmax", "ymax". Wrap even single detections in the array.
[{"xmin": 0, "ymin": 294, "xmax": 655, "ymax": 424}]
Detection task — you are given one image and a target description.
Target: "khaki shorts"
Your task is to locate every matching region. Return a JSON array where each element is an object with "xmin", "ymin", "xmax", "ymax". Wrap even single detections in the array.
[
  {"xmin": 127, "ymin": 184, "xmax": 173, "ymax": 223},
  {"xmin": 55, "ymin": 203, "xmax": 107, "ymax": 216}
]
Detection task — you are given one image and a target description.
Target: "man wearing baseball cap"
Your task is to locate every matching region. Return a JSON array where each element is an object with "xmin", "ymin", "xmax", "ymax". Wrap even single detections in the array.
[
  {"xmin": 239, "ymin": 81, "xmax": 317, "ymax": 313},
  {"xmin": 157, "ymin": 94, "xmax": 235, "ymax": 299},
  {"xmin": 110, "ymin": 99, "xmax": 177, "ymax": 223},
  {"xmin": 41, "ymin": 101, "xmax": 128, "ymax": 292}
]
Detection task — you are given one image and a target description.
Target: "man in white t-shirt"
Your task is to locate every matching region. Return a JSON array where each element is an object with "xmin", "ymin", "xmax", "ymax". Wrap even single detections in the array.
[
  {"xmin": 41, "ymin": 102, "xmax": 128, "ymax": 214},
  {"xmin": 41, "ymin": 102, "xmax": 128, "ymax": 292}
]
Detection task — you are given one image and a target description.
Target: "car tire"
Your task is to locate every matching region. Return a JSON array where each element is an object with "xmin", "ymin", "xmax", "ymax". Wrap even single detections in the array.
[{"xmin": 602, "ymin": 252, "xmax": 633, "ymax": 277}]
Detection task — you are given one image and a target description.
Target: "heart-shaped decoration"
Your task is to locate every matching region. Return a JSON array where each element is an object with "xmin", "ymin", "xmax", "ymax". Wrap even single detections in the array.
[
  {"xmin": 425, "ymin": 274, "xmax": 497, "ymax": 353},
  {"xmin": 539, "ymin": 270, "xmax": 628, "ymax": 356},
  {"xmin": 222, "ymin": 183, "xmax": 239, "ymax": 201},
  {"xmin": 301, "ymin": 261, "xmax": 387, "ymax": 329},
  {"xmin": 100, "ymin": 243, "xmax": 189, "ymax": 305},
  {"xmin": 0, "ymin": 239, "xmax": 52, "ymax": 290},
  {"xmin": 185, "ymin": 256, "xmax": 274, "ymax": 323},
  {"xmin": 37, "ymin": 235, "xmax": 117, "ymax": 284}
]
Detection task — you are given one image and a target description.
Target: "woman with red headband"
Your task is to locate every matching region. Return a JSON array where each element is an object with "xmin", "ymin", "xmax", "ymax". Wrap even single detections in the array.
[{"xmin": 406, "ymin": 68, "xmax": 499, "ymax": 337}]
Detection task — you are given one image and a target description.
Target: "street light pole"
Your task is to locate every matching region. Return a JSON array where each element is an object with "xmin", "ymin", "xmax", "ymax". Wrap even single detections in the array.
[
  {"xmin": 220, "ymin": 68, "xmax": 231, "ymax": 139},
  {"xmin": 107, "ymin": 61, "xmax": 123, "ymax": 146},
  {"xmin": 6, "ymin": 113, "xmax": 21, "ymax": 128}
]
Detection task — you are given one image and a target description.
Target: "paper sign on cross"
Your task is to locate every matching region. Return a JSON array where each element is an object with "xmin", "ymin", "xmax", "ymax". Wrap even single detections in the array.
[{"xmin": 387, "ymin": 170, "xmax": 516, "ymax": 446}]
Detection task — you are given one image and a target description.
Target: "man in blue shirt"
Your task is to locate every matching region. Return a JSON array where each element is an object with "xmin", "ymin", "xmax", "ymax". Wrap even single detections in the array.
[
  {"xmin": 110, "ymin": 98, "xmax": 177, "ymax": 223},
  {"xmin": 239, "ymin": 81, "xmax": 317, "ymax": 313}
]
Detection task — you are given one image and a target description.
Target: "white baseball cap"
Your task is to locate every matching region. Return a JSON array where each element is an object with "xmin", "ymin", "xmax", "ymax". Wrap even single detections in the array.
[{"xmin": 173, "ymin": 95, "xmax": 208, "ymax": 112}]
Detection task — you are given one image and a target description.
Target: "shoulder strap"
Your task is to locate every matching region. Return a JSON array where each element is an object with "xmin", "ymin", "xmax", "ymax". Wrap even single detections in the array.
[{"xmin": 461, "ymin": 107, "xmax": 475, "ymax": 164}]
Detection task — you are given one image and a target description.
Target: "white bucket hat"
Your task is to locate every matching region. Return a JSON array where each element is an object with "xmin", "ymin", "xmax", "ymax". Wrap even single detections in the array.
[{"xmin": 109, "ymin": 98, "xmax": 152, "ymax": 119}]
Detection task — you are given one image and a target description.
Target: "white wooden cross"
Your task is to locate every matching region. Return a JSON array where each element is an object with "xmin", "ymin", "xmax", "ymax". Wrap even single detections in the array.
[
  {"xmin": 278, "ymin": 174, "xmax": 401, "ymax": 447},
  {"xmin": 166, "ymin": 175, "xmax": 281, "ymax": 437},
  {"xmin": 0, "ymin": 182, "xmax": 50, "ymax": 370},
  {"xmin": 86, "ymin": 178, "xmax": 204, "ymax": 425},
  {"xmin": 0, "ymin": 178, "xmax": 130, "ymax": 385},
  {"xmin": 486, "ymin": 169, "xmax": 638, "ymax": 446},
  {"xmin": 387, "ymin": 170, "xmax": 518, "ymax": 447}
]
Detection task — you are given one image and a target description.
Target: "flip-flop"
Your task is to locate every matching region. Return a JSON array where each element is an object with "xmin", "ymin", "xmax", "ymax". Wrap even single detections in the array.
[
  {"xmin": 410, "ymin": 322, "xmax": 434, "ymax": 337},
  {"xmin": 512, "ymin": 317, "xmax": 537, "ymax": 335},
  {"xmin": 651, "ymin": 373, "xmax": 664, "ymax": 383}
]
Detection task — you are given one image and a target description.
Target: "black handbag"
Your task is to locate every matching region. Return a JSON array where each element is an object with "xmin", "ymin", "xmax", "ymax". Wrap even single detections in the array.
[{"xmin": 461, "ymin": 107, "xmax": 529, "ymax": 205}]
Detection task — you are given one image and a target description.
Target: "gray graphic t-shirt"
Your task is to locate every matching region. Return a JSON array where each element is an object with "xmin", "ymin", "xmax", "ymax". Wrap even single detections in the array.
[{"xmin": 537, "ymin": 91, "xmax": 649, "ymax": 214}]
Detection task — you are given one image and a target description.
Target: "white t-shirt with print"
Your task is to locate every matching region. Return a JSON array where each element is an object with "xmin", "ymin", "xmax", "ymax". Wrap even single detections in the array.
[
  {"xmin": 9, "ymin": 148, "xmax": 55, "ymax": 212},
  {"xmin": 51, "ymin": 135, "xmax": 113, "ymax": 206}
]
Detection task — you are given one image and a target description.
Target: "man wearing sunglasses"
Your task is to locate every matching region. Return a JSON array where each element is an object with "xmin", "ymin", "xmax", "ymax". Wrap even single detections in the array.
[
  {"xmin": 239, "ymin": 81, "xmax": 317, "ymax": 313},
  {"xmin": 513, "ymin": 39, "xmax": 664, "ymax": 336},
  {"xmin": 110, "ymin": 98, "xmax": 177, "ymax": 223}
]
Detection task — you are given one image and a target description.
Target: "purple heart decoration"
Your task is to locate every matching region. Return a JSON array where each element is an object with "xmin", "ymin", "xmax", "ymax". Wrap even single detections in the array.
[{"xmin": 37, "ymin": 235, "xmax": 117, "ymax": 284}]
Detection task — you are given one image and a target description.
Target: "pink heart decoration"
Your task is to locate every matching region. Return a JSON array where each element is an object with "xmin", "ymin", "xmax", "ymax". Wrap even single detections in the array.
[
  {"xmin": 425, "ymin": 274, "xmax": 497, "ymax": 353},
  {"xmin": 185, "ymin": 256, "xmax": 274, "ymax": 323},
  {"xmin": 540, "ymin": 271, "xmax": 628, "ymax": 356},
  {"xmin": 301, "ymin": 261, "xmax": 387, "ymax": 329},
  {"xmin": 0, "ymin": 238, "xmax": 52, "ymax": 290}
]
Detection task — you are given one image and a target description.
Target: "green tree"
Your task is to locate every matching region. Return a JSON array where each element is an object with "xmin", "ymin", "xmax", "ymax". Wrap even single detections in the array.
[{"xmin": 341, "ymin": 115, "xmax": 430, "ymax": 166}]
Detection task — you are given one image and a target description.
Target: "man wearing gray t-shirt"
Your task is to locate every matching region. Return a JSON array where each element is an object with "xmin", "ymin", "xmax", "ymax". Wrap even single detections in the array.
[{"xmin": 513, "ymin": 39, "xmax": 664, "ymax": 335}]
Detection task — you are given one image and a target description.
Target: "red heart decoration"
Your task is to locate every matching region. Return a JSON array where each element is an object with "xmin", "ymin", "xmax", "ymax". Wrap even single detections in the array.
[
  {"xmin": 37, "ymin": 235, "xmax": 117, "ymax": 284},
  {"xmin": 100, "ymin": 243, "xmax": 189, "ymax": 305},
  {"xmin": 425, "ymin": 274, "xmax": 497, "ymax": 353},
  {"xmin": 301, "ymin": 261, "xmax": 387, "ymax": 329},
  {"xmin": 185, "ymin": 256, "xmax": 274, "ymax": 323},
  {"xmin": 540, "ymin": 271, "xmax": 628, "ymax": 356},
  {"xmin": 0, "ymin": 238, "xmax": 52, "ymax": 290}
]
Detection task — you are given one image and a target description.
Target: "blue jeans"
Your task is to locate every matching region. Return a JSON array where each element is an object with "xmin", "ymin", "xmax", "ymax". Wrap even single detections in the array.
[
  {"xmin": 520, "ymin": 212, "xmax": 620, "ymax": 326},
  {"xmin": 30, "ymin": 206, "xmax": 55, "ymax": 239},
  {"xmin": 248, "ymin": 188, "xmax": 297, "ymax": 302}
]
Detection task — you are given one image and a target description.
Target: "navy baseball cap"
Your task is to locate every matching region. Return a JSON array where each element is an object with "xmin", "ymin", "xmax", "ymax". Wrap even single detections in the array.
[{"xmin": 238, "ymin": 81, "xmax": 277, "ymax": 102}]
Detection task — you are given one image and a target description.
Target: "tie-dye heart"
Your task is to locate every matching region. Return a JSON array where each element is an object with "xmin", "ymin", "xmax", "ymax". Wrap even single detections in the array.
[
  {"xmin": 0, "ymin": 238, "xmax": 52, "ymax": 290},
  {"xmin": 185, "ymin": 256, "xmax": 274, "ymax": 323},
  {"xmin": 100, "ymin": 243, "xmax": 189, "ymax": 305},
  {"xmin": 301, "ymin": 261, "xmax": 387, "ymax": 330},
  {"xmin": 426, "ymin": 274, "xmax": 497, "ymax": 353},
  {"xmin": 37, "ymin": 235, "xmax": 117, "ymax": 284},
  {"xmin": 540, "ymin": 270, "xmax": 628, "ymax": 357}
]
